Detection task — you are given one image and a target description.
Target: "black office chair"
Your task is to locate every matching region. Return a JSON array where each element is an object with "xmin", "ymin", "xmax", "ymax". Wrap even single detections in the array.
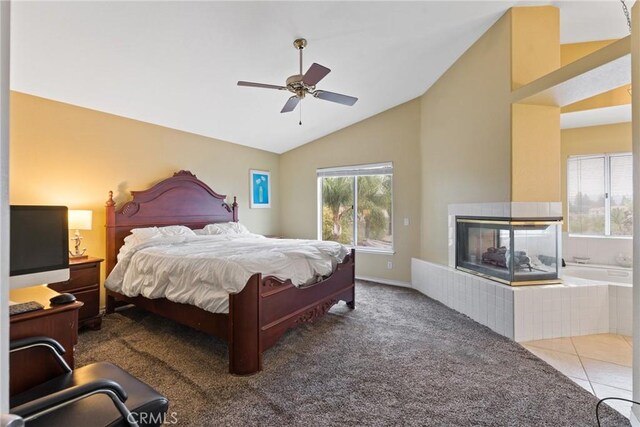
[{"xmin": 9, "ymin": 337, "xmax": 169, "ymax": 427}]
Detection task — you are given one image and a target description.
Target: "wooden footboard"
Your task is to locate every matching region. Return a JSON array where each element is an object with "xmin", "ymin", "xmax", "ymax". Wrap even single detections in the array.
[
  {"xmin": 229, "ymin": 249, "xmax": 356, "ymax": 375},
  {"xmin": 105, "ymin": 249, "xmax": 356, "ymax": 375}
]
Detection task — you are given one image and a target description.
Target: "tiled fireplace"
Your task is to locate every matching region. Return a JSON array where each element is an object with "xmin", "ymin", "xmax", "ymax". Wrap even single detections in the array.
[{"xmin": 412, "ymin": 202, "xmax": 623, "ymax": 342}]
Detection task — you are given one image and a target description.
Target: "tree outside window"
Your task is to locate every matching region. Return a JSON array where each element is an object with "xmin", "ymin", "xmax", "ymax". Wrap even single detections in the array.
[{"xmin": 319, "ymin": 164, "xmax": 393, "ymax": 251}]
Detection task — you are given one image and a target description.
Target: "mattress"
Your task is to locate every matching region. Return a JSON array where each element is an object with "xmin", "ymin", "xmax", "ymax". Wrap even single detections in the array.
[{"xmin": 104, "ymin": 234, "xmax": 349, "ymax": 314}]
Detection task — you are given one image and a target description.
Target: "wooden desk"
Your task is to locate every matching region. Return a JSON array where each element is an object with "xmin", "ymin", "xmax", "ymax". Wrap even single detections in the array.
[{"xmin": 9, "ymin": 286, "xmax": 83, "ymax": 396}]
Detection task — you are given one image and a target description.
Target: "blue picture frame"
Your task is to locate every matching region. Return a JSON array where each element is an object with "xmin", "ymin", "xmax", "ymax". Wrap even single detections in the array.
[{"xmin": 250, "ymin": 169, "xmax": 271, "ymax": 208}]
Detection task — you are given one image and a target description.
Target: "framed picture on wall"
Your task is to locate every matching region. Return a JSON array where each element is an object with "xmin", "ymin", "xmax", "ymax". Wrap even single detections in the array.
[{"xmin": 250, "ymin": 169, "xmax": 271, "ymax": 208}]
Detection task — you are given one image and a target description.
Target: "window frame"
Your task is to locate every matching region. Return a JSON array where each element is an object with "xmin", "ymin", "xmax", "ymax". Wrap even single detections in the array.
[
  {"xmin": 317, "ymin": 163, "xmax": 395, "ymax": 254},
  {"xmin": 567, "ymin": 152, "xmax": 632, "ymax": 239}
]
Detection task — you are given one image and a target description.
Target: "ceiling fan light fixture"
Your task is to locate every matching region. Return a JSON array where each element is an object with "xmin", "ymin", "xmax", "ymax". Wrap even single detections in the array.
[{"xmin": 237, "ymin": 38, "xmax": 358, "ymax": 122}]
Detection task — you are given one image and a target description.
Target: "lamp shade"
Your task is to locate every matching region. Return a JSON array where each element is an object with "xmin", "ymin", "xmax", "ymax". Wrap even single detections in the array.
[{"xmin": 68, "ymin": 209, "xmax": 93, "ymax": 230}]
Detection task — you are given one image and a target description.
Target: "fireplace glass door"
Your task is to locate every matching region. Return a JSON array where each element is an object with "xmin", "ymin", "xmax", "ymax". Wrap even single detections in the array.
[{"xmin": 456, "ymin": 218, "xmax": 560, "ymax": 286}]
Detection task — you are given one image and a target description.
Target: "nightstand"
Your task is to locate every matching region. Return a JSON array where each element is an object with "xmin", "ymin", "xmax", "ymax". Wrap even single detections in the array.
[{"xmin": 48, "ymin": 256, "xmax": 104, "ymax": 330}]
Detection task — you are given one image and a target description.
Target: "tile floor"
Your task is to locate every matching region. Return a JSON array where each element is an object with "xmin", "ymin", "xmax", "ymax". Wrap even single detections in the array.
[{"xmin": 522, "ymin": 333, "xmax": 633, "ymax": 419}]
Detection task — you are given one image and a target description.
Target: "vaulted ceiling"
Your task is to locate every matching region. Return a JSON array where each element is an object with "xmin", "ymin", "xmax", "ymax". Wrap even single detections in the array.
[{"xmin": 11, "ymin": 1, "xmax": 634, "ymax": 153}]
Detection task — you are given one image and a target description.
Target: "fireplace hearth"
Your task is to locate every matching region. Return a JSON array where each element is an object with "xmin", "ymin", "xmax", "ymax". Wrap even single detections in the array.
[{"xmin": 456, "ymin": 217, "xmax": 562, "ymax": 286}]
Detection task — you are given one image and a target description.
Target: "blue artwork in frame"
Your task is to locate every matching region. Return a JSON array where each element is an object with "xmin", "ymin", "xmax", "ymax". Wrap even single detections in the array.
[{"xmin": 250, "ymin": 169, "xmax": 271, "ymax": 208}]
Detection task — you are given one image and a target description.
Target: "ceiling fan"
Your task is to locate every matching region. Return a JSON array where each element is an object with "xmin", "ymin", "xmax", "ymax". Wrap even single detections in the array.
[{"xmin": 238, "ymin": 38, "xmax": 358, "ymax": 120}]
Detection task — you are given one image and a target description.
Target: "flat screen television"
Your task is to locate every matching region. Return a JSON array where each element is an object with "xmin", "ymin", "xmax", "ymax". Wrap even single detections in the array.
[{"xmin": 10, "ymin": 205, "xmax": 70, "ymax": 289}]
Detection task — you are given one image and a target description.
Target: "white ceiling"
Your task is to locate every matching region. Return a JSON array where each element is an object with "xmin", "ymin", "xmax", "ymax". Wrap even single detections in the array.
[
  {"xmin": 561, "ymin": 104, "xmax": 632, "ymax": 129},
  {"xmin": 10, "ymin": 1, "xmax": 635, "ymax": 154}
]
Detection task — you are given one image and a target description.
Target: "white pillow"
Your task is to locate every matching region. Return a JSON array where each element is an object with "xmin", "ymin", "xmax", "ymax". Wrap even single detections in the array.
[
  {"xmin": 130, "ymin": 227, "xmax": 162, "ymax": 243},
  {"xmin": 200, "ymin": 222, "xmax": 250, "ymax": 235},
  {"xmin": 129, "ymin": 225, "xmax": 195, "ymax": 245},
  {"xmin": 118, "ymin": 231, "xmax": 157, "ymax": 262},
  {"xmin": 118, "ymin": 225, "xmax": 195, "ymax": 262},
  {"xmin": 158, "ymin": 225, "xmax": 196, "ymax": 237},
  {"xmin": 200, "ymin": 224, "xmax": 224, "ymax": 235}
]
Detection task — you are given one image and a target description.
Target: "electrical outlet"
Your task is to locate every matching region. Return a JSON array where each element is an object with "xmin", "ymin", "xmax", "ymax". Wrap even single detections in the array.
[
  {"xmin": 387, "ymin": 261, "xmax": 393, "ymax": 269},
  {"xmin": 404, "ymin": 217, "xmax": 410, "ymax": 226}
]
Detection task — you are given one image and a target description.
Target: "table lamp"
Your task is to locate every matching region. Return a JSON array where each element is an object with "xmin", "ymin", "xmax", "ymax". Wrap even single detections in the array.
[{"xmin": 68, "ymin": 209, "xmax": 92, "ymax": 259}]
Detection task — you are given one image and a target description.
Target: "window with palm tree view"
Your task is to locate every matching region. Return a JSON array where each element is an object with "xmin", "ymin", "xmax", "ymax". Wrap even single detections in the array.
[
  {"xmin": 567, "ymin": 153, "xmax": 632, "ymax": 237},
  {"xmin": 318, "ymin": 163, "xmax": 393, "ymax": 251}
]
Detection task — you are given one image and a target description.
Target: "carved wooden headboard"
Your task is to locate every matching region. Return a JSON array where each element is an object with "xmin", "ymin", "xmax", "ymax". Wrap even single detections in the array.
[{"xmin": 105, "ymin": 170, "xmax": 238, "ymax": 275}]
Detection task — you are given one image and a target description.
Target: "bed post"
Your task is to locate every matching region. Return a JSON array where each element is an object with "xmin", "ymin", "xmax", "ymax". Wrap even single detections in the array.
[
  {"xmin": 347, "ymin": 248, "xmax": 356, "ymax": 309},
  {"xmin": 105, "ymin": 191, "xmax": 117, "ymax": 314},
  {"xmin": 105, "ymin": 292, "xmax": 116, "ymax": 315},
  {"xmin": 232, "ymin": 196, "xmax": 238, "ymax": 222},
  {"xmin": 228, "ymin": 273, "xmax": 261, "ymax": 375},
  {"xmin": 105, "ymin": 191, "xmax": 117, "ymax": 275}
]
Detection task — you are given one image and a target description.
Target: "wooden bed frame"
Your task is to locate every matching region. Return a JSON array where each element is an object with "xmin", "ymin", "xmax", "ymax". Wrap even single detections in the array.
[{"xmin": 104, "ymin": 170, "xmax": 355, "ymax": 375}]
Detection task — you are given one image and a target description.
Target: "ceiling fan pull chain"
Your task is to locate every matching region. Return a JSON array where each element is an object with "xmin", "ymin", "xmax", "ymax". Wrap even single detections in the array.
[{"xmin": 299, "ymin": 101, "xmax": 303, "ymax": 126}]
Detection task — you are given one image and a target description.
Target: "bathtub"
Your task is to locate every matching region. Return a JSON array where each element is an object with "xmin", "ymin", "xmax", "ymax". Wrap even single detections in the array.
[{"xmin": 562, "ymin": 262, "xmax": 632, "ymax": 285}]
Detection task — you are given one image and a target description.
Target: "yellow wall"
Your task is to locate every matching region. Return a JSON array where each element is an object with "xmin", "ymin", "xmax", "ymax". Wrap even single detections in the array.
[
  {"xmin": 420, "ymin": 11, "xmax": 512, "ymax": 264},
  {"xmin": 511, "ymin": 7, "xmax": 560, "ymax": 90},
  {"xmin": 279, "ymin": 100, "xmax": 421, "ymax": 284},
  {"xmin": 10, "ymin": 92, "xmax": 280, "ymax": 303},
  {"xmin": 510, "ymin": 7, "xmax": 560, "ymax": 203},
  {"xmin": 560, "ymin": 39, "xmax": 617, "ymax": 66},
  {"xmin": 560, "ymin": 122, "xmax": 632, "ymax": 231},
  {"xmin": 511, "ymin": 104, "xmax": 561, "ymax": 201}
]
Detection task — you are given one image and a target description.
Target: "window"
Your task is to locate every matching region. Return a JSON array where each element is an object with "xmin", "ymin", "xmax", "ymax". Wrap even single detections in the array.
[
  {"xmin": 567, "ymin": 153, "xmax": 632, "ymax": 237},
  {"xmin": 317, "ymin": 163, "xmax": 393, "ymax": 252}
]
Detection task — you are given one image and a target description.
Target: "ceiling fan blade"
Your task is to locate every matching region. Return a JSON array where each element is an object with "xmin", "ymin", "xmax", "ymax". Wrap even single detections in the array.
[
  {"xmin": 314, "ymin": 90, "xmax": 358, "ymax": 106},
  {"xmin": 280, "ymin": 96, "xmax": 300, "ymax": 113},
  {"xmin": 303, "ymin": 63, "xmax": 331, "ymax": 86},
  {"xmin": 238, "ymin": 81, "xmax": 287, "ymax": 90}
]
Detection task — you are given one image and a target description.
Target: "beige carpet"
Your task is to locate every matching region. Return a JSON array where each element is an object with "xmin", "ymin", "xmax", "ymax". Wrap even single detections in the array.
[{"xmin": 76, "ymin": 282, "xmax": 628, "ymax": 426}]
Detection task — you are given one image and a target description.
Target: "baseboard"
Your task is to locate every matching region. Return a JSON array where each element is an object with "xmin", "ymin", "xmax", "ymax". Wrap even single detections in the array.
[
  {"xmin": 355, "ymin": 275, "xmax": 411, "ymax": 288},
  {"xmin": 631, "ymin": 408, "xmax": 640, "ymax": 426}
]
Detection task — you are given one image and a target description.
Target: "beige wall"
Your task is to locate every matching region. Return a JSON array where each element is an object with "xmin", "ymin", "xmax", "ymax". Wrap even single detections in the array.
[
  {"xmin": 279, "ymin": 100, "xmax": 421, "ymax": 284},
  {"xmin": 560, "ymin": 122, "xmax": 632, "ymax": 231},
  {"xmin": 10, "ymin": 92, "xmax": 280, "ymax": 301},
  {"xmin": 419, "ymin": 11, "xmax": 512, "ymax": 264}
]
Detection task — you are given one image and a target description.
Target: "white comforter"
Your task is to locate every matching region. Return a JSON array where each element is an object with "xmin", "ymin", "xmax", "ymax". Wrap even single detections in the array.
[{"xmin": 104, "ymin": 234, "xmax": 349, "ymax": 314}]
